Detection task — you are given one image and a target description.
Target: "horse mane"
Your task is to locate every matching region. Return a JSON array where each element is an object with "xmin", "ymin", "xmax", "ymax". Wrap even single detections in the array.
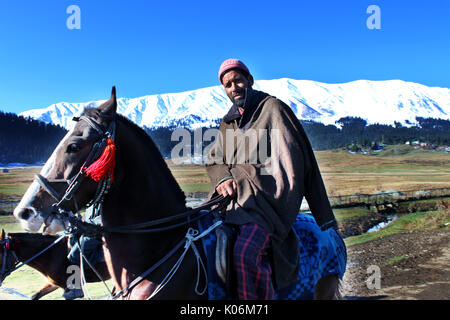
[{"xmin": 82, "ymin": 107, "xmax": 186, "ymax": 207}]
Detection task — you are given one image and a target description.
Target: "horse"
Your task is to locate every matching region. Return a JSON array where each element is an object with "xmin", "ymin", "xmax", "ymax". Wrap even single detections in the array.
[
  {"xmin": 13, "ymin": 87, "xmax": 346, "ymax": 300},
  {"xmin": 0, "ymin": 230, "xmax": 110, "ymax": 300}
]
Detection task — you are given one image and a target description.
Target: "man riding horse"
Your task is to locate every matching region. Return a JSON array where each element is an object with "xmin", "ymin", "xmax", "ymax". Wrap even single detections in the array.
[{"xmin": 206, "ymin": 59, "xmax": 339, "ymax": 299}]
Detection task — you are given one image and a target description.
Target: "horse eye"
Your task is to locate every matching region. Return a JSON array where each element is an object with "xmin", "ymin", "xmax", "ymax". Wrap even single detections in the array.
[{"xmin": 67, "ymin": 143, "xmax": 80, "ymax": 153}]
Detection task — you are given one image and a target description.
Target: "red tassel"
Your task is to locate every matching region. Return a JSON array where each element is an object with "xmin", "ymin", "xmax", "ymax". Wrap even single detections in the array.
[{"xmin": 84, "ymin": 138, "xmax": 116, "ymax": 183}]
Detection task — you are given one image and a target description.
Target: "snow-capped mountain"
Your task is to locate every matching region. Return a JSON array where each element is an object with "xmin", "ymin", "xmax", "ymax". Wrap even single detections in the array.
[{"xmin": 19, "ymin": 79, "xmax": 450, "ymax": 130}]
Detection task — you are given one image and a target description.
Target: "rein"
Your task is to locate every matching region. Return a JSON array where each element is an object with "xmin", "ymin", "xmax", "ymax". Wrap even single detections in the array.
[
  {"xmin": 62, "ymin": 194, "xmax": 230, "ymax": 240},
  {"xmin": 112, "ymin": 219, "xmax": 224, "ymax": 300}
]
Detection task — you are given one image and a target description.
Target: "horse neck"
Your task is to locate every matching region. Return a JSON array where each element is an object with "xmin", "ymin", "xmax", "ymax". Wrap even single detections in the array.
[
  {"xmin": 100, "ymin": 119, "xmax": 191, "ymax": 286},
  {"xmin": 103, "ymin": 118, "xmax": 187, "ymax": 226},
  {"xmin": 9, "ymin": 234, "xmax": 64, "ymax": 274}
]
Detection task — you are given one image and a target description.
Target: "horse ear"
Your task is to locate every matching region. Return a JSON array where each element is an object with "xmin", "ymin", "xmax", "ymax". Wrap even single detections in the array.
[{"xmin": 99, "ymin": 86, "xmax": 117, "ymax": 116}]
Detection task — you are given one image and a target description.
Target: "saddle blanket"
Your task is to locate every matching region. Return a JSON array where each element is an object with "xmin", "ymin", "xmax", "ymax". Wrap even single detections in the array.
[{"xmin": 197, "ymin": 212, "xmax": 347, "ymax": 300}]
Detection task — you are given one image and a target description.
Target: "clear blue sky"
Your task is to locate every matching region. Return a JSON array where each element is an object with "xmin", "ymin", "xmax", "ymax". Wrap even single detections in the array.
[{"xmin": 1, "ymin": 0, "xmax": 449, "ymax": 114}]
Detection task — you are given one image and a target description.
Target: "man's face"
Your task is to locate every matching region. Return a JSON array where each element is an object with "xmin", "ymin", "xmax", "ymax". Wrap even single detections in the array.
[{"xmin": 222, "ymin": 70, "xmax": 251, "ymax": 108}]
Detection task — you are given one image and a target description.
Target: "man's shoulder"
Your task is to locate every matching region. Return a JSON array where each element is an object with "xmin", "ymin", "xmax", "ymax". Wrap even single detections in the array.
[
  {"xmin": 257, "ymin": 93, "xmax": 304, "ymax": 133},
  {"xmin": 217, "ymin": 117, "xmax": 236, "ymax": 133},
  {"xmin": 259, "ymin": 94, "xmax": 295, "ymax": 117},
  {"xmin": 264, "ymin": 95, "xmax": 288, "ymax": 108}
]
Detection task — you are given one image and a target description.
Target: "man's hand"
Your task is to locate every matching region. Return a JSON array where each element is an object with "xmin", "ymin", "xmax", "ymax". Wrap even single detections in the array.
[{"xmin": 216, "ymin": 179, "xmax": 237, "ymax": 198}]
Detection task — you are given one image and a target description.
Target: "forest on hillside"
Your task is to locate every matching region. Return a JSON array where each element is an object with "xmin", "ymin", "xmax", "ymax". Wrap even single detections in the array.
[
  {"xmin": 1, "ymin": 111, "xmax": 449, "ymax": 163},
  {"xmin": 0, "ymin": 112, "xmax": 67, "ymax": 164},
  {"xmin": 146, "ymin": 116, "xmax": 450, "ymax": 158},
  {"xmin": 302, "ymin": 116, "xmax": 450, "ymax": 150}
]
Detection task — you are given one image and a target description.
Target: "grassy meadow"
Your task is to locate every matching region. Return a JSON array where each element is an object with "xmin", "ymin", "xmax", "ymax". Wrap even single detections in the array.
[
  {"xmin": 0, "ymin": 145, "xmax": 449, "ymax": 299},
  {"xmin": 315, "ymin": 145, "xmax": 450, "ymax": 196},
  {"xmin": 0, "ymin": 167, "xmax": 41, "ymax": 197},
  {"xmin": 167, "ymin": 144, "xmax": 450, "ymax": 196},
  {"xmin": 2, "ymin": 144, "xmax": 449, "ymax": 201}
]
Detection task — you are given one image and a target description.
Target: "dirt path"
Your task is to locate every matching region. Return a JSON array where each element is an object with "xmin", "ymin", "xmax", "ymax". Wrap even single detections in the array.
[{"xmin": 342, "ymin": 228, "xmax": 450, "ymax": 300}]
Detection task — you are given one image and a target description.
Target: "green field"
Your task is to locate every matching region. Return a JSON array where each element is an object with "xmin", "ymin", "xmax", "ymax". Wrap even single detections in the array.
[
  {"xmin": 167, "ymin": 146, "xmax": 450, "ymax": 196},
  {"xmin": 2, "ymin": 146, "xmax": 449, "ymax": 198},
  {"xmin": 0, "ymin": 167, "xmax": 40, "ymax": 197}
]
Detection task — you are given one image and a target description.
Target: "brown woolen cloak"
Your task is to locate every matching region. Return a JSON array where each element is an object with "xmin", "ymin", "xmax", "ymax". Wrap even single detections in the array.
[{"xmin": 206, "ymin": 90, "xmax": 337, "ymax": 289}]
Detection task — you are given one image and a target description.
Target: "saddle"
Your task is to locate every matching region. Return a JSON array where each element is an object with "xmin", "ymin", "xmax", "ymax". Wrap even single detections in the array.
[{"xmin": 214, "ymin": 222, "xmax": 237, "ymax": 295}]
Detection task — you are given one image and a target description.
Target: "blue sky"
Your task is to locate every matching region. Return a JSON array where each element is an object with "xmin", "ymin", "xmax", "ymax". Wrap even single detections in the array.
[{"xmin": 0, "ymin": 0, "xmax": 449, "ymax": 114}]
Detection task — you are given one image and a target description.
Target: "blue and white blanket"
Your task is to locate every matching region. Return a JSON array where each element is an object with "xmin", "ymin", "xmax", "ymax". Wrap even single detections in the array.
[{"xmin": 197, "ymin": 213, "xmax": 347, "ymax": 300}]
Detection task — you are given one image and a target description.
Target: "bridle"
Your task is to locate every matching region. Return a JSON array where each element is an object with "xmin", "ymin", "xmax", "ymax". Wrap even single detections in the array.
[
  {"xmin": 34, "ymin": 115, "xmax": 116, "ymax": 230},
  {"xmin": 33, "ymin": 114, "xmax": 231, "ymax": 237},
  {"xmin": 0, "ymin": 238, "xmax": 19, "ymax": 285}
]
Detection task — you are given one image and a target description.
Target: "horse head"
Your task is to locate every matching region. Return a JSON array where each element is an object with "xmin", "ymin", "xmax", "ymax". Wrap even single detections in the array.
[{"xmin": 13, "ymin": 87, "xmax": 118, "ymax": 234}]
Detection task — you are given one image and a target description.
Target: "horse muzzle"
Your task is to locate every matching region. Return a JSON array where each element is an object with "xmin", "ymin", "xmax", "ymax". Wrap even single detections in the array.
[
  {"xmin": 13, "ymin": 205, "xmax": 67, "ymax": 234},
  {"xmin": 13, "ymin": 206, "xmax": 44, "ymax": 233}
]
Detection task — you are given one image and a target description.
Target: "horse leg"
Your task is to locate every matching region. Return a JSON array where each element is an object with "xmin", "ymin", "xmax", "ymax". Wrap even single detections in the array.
[
  {"xmin": 30, "ymin": 283, "xmax": 60, "ymax": 300},
  {"xmin": 314, "ymin": 274, "xmax": 340, "ymax": 300}
]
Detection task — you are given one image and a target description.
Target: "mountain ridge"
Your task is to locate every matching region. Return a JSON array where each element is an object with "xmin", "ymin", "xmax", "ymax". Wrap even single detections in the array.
[{"xmin": 19, "ymin": 78, "xmax": 450, "ymax": 130}]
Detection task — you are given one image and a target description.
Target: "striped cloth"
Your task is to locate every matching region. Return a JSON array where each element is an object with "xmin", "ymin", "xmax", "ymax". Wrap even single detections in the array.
[{"xmin": 233, "ymin": 223, "xmax": 275, "ymax": 300}]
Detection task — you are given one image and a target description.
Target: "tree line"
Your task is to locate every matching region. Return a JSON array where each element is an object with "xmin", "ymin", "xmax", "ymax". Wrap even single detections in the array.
[
  {"xmin": 1, "ymin": 111, "xmax": 449, "ymax": 164},
  {"xmin": 145, "ymin": 116, "xmax": 450, "ymax": 158},
  {"xmin": 302, "ymin": 116, "xmax": 450, "ymax": 150},
  {"xmin": 0, "ymin": 112, "xmax": 67, "ymax": 164}
]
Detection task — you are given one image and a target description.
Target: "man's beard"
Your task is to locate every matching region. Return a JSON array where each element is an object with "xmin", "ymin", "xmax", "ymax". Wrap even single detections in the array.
[
  {"xmin": 234, "ymin": 97, "xmax": 245, "ymax": 108},
  {"xmin": 232, "ymin": 87, "xmax": 252, "ymax": 108}
]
